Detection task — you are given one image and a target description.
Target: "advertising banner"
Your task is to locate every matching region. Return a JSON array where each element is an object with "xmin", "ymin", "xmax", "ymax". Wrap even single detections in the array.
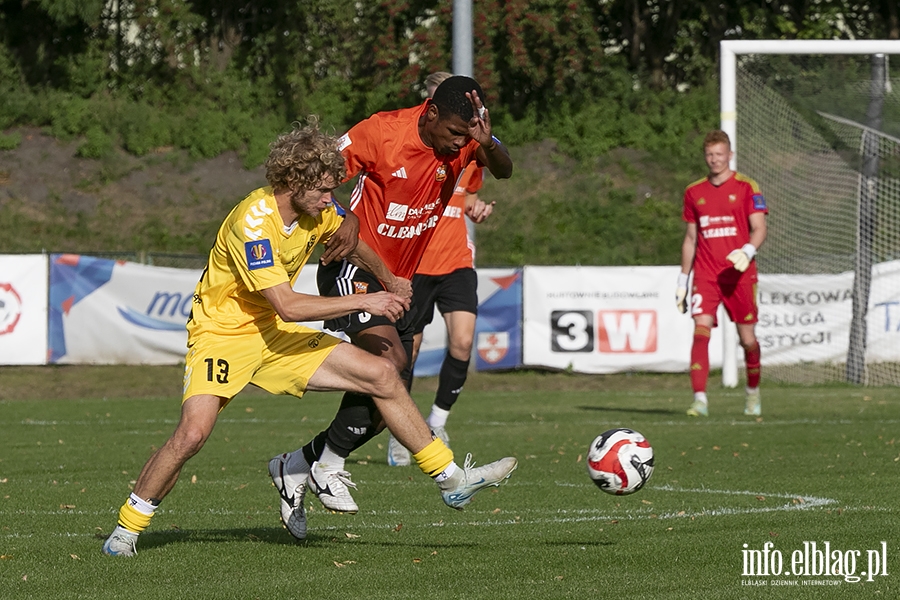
[
  {"xmin": 415, "ymin": 268, "xmax": 523, "ymax": 375},
  {"xmin": 756, "ymin": 260, "xmax": 900, "ymax": 365},
  {"xmin": 522, "ymin": 266, "xmax": 725, "ymax": 374},
  {"xmin": 0, "ymin": 254, "xmax": 48, "ymax": 365},
  {"xmin": 48, "ymin": 254, "xmax": 202, "ymax": 364}
]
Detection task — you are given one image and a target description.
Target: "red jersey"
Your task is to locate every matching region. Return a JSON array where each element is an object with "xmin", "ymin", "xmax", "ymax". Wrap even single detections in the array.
[
  {"xmin": 415, "ymin": 164, "xmax": 483, "ymax": 275},
  {"xmin": 683, "ymin": 172, "xmax": 767, "ymax": 282},
  {"xmin": 338, "ymin": 102, "xmax": 480, "ymax": 279}
]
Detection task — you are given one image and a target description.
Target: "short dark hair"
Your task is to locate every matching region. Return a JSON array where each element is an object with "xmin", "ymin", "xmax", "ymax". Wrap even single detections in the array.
[{"xmin": 431, "ymin": 75, "xmax": 483, "ymax": 122}]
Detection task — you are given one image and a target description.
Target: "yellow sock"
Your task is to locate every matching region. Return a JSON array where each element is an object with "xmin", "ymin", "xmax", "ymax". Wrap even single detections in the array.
[
  {"xmin": 117, "ymin": 500, "xmax": 154, "ymax": 534},
  {"xmin": 412, "ymin": 438, "xmax": 454, "ymax": 477}
]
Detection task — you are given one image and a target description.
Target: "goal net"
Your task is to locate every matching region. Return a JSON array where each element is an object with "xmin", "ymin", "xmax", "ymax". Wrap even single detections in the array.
[{"xmin": 722, "ymin": 40, "xmax": 900, "ymax": 386}]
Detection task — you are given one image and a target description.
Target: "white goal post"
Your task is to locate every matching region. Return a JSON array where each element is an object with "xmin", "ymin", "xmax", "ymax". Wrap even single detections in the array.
[{"xmin": 719, "ymin": 39, "xmax": 900, "ymax": 387}]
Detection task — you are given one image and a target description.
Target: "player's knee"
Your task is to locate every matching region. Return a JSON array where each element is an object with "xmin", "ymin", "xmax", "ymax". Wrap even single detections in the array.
[
  {"xmin": 364, "ymin": 356, "xmax": 406, "ymax": 398},
  {"xmin": 170, "ymin": 423, "xmax": 209, "ymax": 458}
]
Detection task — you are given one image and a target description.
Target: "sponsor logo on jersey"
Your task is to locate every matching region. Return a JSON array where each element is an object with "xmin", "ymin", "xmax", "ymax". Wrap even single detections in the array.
[
  {"xmin": 443, "ymin": 205, "xmax": 462, "ymax": 218},
  {"xmin": 353, "ymin": 281, "xmax": 369, "ymax": 294},
  {"xmin": 306, "ymin": 234, "xmax": 318, "ymax": 254},
  {"xmin": 245, "ymin": 239, "xmax": 275, "ymax": 270},
  {"xmin": 337, "ymin": 133, "xmax": 351, "ymax": 152},
  {"xmin": 435, "ymin": 164, "xmax": 448, "ymax": 182},
  {"xmin": 701, "ymin": 226, "xmax": 737, "ymax": 239},
  {"xmin": 386, "ymin": 202, "xmax": 409, "ymax": 221},
  {"xmin": 700, "ymin": 215, "xmax": 735, "ymax": 228},
  {"xmin": 729, "ymin": 194, "xmax": 737, "ymax": 202},
  {"xmin": 391, "ymin": 167, "xmax": 408, "ymax": 179},
  {"xmin": 697, "ymin": 197, "xmax": 706, "ymax": 205},
  {"xmin": 752, "ymin": 193, "xmax": 767, "ymax": 210},
  {"xmin": 376, "ymin": 215, "xmax": 440, "ymax": 239}
]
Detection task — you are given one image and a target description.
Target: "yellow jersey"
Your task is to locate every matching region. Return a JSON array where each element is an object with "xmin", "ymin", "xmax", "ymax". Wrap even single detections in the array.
[{"xmin": 188, "ymin": 187, "xmax": 342, "ymax": 337}]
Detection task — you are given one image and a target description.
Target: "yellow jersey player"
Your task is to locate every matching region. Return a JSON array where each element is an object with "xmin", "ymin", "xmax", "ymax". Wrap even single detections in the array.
[{"xmin": 101, "ymin": 119, "xmax": 517, "ymax": 556}]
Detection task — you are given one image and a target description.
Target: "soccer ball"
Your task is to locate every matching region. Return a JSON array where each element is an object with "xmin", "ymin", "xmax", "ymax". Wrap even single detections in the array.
[{"xmin": 586, "ymin": 428, "xmax": 654, "ymax": 495}]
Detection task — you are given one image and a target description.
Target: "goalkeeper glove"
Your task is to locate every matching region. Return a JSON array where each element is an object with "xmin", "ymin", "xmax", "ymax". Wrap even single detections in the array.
[
  {"xmin": 675, "ymin": 272, "xmax": 689, "ymax": 314},
  {"xmin": 726, "ymin": 243, "xmax": 757, "ymax": 273}
]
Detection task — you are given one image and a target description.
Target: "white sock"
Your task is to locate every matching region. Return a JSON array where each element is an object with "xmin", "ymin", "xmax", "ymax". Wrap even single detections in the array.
[
  {"xmin": 318, "ymin": 444, "xmax": 346, "ymax": 471},
  {"xmin": 129, "ymin": 493, "xmax": 158, "ymax": 516},
  {"xmin": 746, "ymin": 386, "xmax": 759, "ymax": 395},
  {"xmin": 433, "ymin": 462, "xmax": 458, "ymax": 483},
  {"xmin": 693, "ymin": 391, "xmax": 708, "ymax": 405},
  {"xmin": 427, "ymin": 405, "xmax": 450, "ymax": 429},
  {"xmin": 286, "ymin": 451, "xmax": 310, "ymax": 475}
]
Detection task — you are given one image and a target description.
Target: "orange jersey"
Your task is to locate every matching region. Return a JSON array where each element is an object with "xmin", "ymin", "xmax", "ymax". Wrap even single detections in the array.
[
  {"xmin": 416, "ymin": 164, "xmax": 483, "ymax": 275},
  {"xmin": 338, "ymin": 102, "xmax": 480, "ymax": 279}
]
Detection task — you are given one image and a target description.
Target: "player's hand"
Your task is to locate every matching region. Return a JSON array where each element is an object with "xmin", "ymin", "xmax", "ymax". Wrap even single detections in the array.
[
  {"xmin": 465, "ymin": 195, "xmax": 495, "ymax": 224},
  {"xmin": 675, "ymin": 272, "xmax": 689, "ymax": 314},
  {"xmin": 360, "ymin": 292, "xmax": 409, "ymax": 323},
  {"xmin": 321, "ymin": 210, "xmax": 359, "ymax": 265},
  {"xmin": 726, "ymin": 244, "xmax": 757, "ymax": 273},
  {"xmin": 385, "ymin": 276, "xmax": 412, "ymax": 301},
  {"xmin": 466, "ymin": 90, "xmax": 493, "ymax": 146}
]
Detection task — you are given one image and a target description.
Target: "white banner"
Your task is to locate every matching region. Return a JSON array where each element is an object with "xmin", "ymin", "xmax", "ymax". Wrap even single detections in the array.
[
  {"xmin": 0, "ymin": 254, "xmax": 48, "ymax": 365},
  {"xmin": 756, "ymin": 260, "xmax": 900, "ymax": 365},
  {"xmin": 49, "ymin": 255, "xmax": 202, "ymax": 364},
  {"xmin": 522, "ymin": 266, "xmax": 725, "ymax": 374}
]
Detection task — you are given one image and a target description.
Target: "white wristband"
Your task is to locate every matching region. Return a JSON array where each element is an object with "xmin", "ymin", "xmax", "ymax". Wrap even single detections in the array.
[
  {"xmin": 741, "ymin": 243, "xmax": 757, "ymax": 261},
  {"xmin": 677, "ymin": 272, "xmax": 689, "ymax": 288}
]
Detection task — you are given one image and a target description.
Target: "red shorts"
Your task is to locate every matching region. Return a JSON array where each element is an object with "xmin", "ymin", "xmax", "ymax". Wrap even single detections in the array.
[{"xmin": 690, "ymin": 273, "xmax": 758, "ymax": 327}]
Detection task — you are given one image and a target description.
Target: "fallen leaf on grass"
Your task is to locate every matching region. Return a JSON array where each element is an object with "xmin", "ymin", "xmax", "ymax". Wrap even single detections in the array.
[
  {"xmin": 755, "ymin": 496, "xmax": 765, "ymax": 502},
  {"xmin": 69, "ymin": 554, "xmax": 80, "ymax": 560},
  {"xmin": 60, "ymin": 504, "xmax": 75, "ymax": 510},
  {"xmin": 345, "ymin": 532, "xmax": 360, "ymax": 539},
  {"xmin": 393, "ymin": 523, "xmax": 403, "ymax": 532}
]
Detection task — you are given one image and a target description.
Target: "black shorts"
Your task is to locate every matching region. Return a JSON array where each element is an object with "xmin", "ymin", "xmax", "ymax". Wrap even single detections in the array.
[
  {"xmin": 317, "ymin": 259, "xmax": 418, "ymax": 338},
  {"xmin": 412, "ymin": 267, "xmax": 478, "ymax": 334}
]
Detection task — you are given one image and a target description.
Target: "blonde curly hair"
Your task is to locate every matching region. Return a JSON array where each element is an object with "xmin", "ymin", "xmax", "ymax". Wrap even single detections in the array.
[{"xmin": 265, "ymin": 117, "xmax": 346, "ymax": 193}]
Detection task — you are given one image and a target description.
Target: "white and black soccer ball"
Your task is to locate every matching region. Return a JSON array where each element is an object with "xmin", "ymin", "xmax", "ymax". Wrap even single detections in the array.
[{"xmin": 586, "ymin": 428, "xmax": 654, "ymax": 495}]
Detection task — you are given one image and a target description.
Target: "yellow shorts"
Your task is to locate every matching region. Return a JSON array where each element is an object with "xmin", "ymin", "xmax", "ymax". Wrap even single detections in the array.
[{"xmin": 182, "ymin": 320, "xmax": 342, "ymax": 409}]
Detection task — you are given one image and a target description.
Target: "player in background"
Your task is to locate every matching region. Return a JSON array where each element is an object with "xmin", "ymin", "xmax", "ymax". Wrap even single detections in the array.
[
  {"xmin": 101, "ymin": 120, "xmax": 516, "ymax": 556},
  {"xmin": 268, "ymin": 75, "xmax": 514, "ymax": 524},
  {"xmin": 387, "ymin": 71, "xmax": 496, "ymax": 467},
  {"xmin": 677, "ymin": 129, "xmax": 768, "ymax": 417}
]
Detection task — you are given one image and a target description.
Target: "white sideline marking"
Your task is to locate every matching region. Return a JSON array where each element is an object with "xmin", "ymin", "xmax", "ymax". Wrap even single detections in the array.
[{"xmin": 4, "ymin": 484, "xmax": 839, "ymax": 540}]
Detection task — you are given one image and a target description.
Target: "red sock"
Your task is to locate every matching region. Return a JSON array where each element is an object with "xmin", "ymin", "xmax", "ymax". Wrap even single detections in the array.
[
  {"xmin": 690, "ymin": 325, "xmax": 711, "ymax": 393},
  {"xmin": 745, "ymin": 341, "xmax": 761, "ymax": 388}
]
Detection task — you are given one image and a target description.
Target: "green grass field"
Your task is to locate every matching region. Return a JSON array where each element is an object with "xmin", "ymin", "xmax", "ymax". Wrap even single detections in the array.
[{"xmin": 0, "ymin": 367, "xmax": 897, "ymax": 599}]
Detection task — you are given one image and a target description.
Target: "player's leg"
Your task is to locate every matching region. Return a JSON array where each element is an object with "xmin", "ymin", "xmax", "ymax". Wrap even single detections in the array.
[
  {"xmin": 103, "ymin": 331, "xmax": 261, "ymax": 555},
  {"xmin": 427, "ymin": 310, "xmax": 476, "ymax": 443},
  {"xmin": 308, "ymin": 342, "xmax": 517, "ymax": 510},
  {"xmin": 295, "ymin": 259, "xmax": 414, "ymax": 503},
  {"xmin": 388, "ymin": 272, "xmax": 439, "ymax": 466},
  {"xmin": 102, "ymin": 394, "xmax": 226, "ymax": 556},
  {"xmin": 686, "ymin": 277, "xmax": 721, "ymax": 417},
  {"xmin": 727, "ymin": 278, "xmax": 762, "ymax": 415},
  {"xmin": 424, "ymin": 268, "xmax": 478, "ymax": 442}
]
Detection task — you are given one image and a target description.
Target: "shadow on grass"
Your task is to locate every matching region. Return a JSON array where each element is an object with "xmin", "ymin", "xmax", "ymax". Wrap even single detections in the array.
[
  {"xmin": 576, "ymin": 405, "xmax": 681, "ymax": 415},
  {"xmin": 541, "ymin": 540, "xmax": 615, "ymax": 547},
  {"xmin": 121, "ymin": 528, "xmax": 479, "ymax": 551}
]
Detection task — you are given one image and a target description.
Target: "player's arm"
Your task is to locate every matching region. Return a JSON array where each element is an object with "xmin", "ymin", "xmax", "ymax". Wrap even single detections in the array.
[
  {"xmin": 346, "ymin": 238, "xmax": 412, "ymax": 301},
  {"xmin": 676, "ymin": 222, "xmax": 698, "ymax": 313},
  {"xmin": 465, "ymin": 91, "xmax": 513, "ymax": 179},
  {"xmin": 260, "ymin": 282, "xmax": 408, "ymax": 324},
  {"xmin": 465, "ymin": 192, "xmax": 495, "ymax": 224},
  {"xmin": 726, "ymin": 212, "xmax": 767, "ymax": 273},
  {"xmin": 319, "ymin": 197, "xmax": 359, "ymax": 265}
]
